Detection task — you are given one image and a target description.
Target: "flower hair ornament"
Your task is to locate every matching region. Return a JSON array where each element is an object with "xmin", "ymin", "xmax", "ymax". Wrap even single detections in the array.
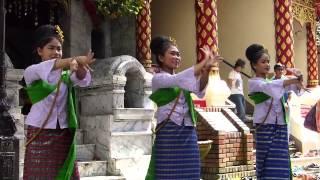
[
  {"xmin": 55, "ymin": 25, "xmax": 64, "ymax": 43},
  {"xmin": 169, "ymin": 36, "xmax": 177, "ymax": 47}
]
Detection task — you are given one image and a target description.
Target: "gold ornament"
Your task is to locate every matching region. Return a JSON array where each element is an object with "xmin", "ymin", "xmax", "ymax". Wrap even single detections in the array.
[
  {"xmin": 169, "ymin": 36, "xmax": 177, "ymax": 47},
  {"xmin": 55, "ymin": 25, "xmax": 64, "ymax": 43}
]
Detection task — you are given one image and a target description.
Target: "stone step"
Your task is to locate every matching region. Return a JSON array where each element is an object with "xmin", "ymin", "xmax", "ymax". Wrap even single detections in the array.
[
  {"xmin": 113, "ymin": 108, "xmax": 154, "ymax": 121},
  {"xmin": 77, "ymin": 144, "xmax": 95, "ymax": 161},
  {"xmin": 76, "ymin": 129, "xmax": 84, "ymax": 145},
  {"xmin": 78, "ymin": 160, "xmax": 108, "ymax": 177},
  {"xmin": 80, "ymin": 176, "xmax": 125, "ymax": 180},
  {"xmin": 291, "ymin": 157, "xmax": 320, "ymax": 167},
  {"xmin": 111, "ymin": 131, "xmax": 151, "ymax": 136}
]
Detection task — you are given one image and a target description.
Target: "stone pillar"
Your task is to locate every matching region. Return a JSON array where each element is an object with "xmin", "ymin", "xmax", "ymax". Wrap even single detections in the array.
[
  {"xmin": 306, "ymin": 23, "xmax": 319, "ymax": 87},
  {"xmin": 136, "ymin": 0, "xmax": 152, "ymax": 71},
  {"xmin": 195, "ymin": 0, "xmax": 218, "ymax": 62},
  {"xmin": 274, "ymin": 0, "xmax": 294, "ymax": 68},
  {"xmin": 6, "ymin": 68, "xmax": 24, "ymax": 179}
]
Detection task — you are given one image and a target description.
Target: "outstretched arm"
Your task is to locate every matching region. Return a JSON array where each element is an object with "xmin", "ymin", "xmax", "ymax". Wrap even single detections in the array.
[{"xmin": 53, "ymin": 51, "xmax": 95, "ymax": 72}]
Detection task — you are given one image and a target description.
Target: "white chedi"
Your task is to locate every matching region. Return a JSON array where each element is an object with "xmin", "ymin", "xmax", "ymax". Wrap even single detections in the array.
[{"xmin": 205, "ymin": 69, "xmax": 231, "ymax": 106}]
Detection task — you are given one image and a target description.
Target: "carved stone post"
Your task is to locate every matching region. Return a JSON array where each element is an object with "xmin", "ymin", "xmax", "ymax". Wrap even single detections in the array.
[{"xmin": 0, "ymin": 0, "xmax": 19, "ymax": 179}]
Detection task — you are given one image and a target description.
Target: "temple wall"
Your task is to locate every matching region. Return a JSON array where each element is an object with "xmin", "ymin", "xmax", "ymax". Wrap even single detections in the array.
[
  {"xmin": 151, "ymin": 0, "xmax": 197, "ymax": 71},
  {"xmin": 69, "ymin": 0, "xmax": 92, "ymax": 56},
  {"xmin": 217, "ymin": 0, "xmax": 276, "ymax": 102}
]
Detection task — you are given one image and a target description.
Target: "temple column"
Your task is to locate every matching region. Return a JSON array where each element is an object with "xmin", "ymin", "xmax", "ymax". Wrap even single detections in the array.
[
  {"xmin": 195, "ymin": 0, "xmax": 218, "ymax": 62},
  {"xmin": 136, "ymin": 0, "xmax": 152, "ymax": 71},
  {"xmin": 306, "ymin": 22, "xmax": 319, "ymax": 87},
  {"xmin": 274, "ymin": 0, "xmax": 295, "ymax": 68}
]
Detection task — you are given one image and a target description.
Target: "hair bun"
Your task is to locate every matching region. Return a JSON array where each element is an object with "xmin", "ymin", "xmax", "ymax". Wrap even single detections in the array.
[
  {"xmin": 150, "ymin": 36, "xmax": 168, "ymax": 55},
  {"xmin": 245, "ymin": 44, "xmax": 265, "ymax": 62}
]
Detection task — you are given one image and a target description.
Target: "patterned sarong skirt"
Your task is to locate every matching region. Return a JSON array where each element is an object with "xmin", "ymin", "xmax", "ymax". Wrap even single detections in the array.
[
  {"xmin": 255, "ymin": 124, "xmax": 291, "ymax": 180},
  {"xmin": 155, "ymin": 121, "xmax": 200, "ymax": 180},
  {"xmin": 23, "ymin": 125, "xmax": 79, "ymax": 180}
]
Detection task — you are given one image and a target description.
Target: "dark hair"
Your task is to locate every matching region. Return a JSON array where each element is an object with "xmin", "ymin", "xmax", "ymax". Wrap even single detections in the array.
[
  {"xmin": 273, "ymin": 63, "xmax": 284, "ymax": 70},
  {"xmin": 32, "ymin": 25, "xmax": 63, "ymax": 63},
  {"xmin": 150, "ymin": 36, "xmax": 175, "ymax": 66},
  {"xmin": 234, "ymin": 58, "xmax": 246, "ymax": 68},
  {"xmin": 245, "ymin": 44, "xmax": 269, "ymax": 71}
]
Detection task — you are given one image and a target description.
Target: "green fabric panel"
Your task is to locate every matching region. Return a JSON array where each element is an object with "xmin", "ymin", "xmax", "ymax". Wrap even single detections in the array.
[
  {"xmin": 145, "ymin": 145, "xmax": 155, "ymax": 180},
  {"xmin": 56, "ymin": 71, "xmax": 78, "ymax": 180},
  {"xmin": 183, "ymin": 90, "xmax": 197, "ymax": 125},
  {"xmin": 25, "ymin": 80, "xmax": 57, "ymax": 104},
  {"xmin": 248, "ymin": 92, "xmax": 271, "ymax": 104},
  {"xmin": 248, "ymin": 79, "xmax": 273, "ymax": 104},
  {"xmin": 149, "ymin": 87, "xmax": 181, "ymax": 106}
]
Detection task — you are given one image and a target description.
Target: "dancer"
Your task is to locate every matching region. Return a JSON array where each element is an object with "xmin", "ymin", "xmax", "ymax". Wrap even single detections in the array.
[
  {"xmin": 246, "ymin": 44, "xmax": 303, "ymax": 179},
  {"xmin": 146, "ymin": 36, "xmax": 223, "ymax": 179},
  {"xmin": 23, "ymin": 24, "xmax": 94, "ymax": 179}
]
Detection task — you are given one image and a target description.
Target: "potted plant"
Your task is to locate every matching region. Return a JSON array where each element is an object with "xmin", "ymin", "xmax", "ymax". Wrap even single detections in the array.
[{"xmin": 96, "ymin": 0, "xmax": 144, "ymax": 18}]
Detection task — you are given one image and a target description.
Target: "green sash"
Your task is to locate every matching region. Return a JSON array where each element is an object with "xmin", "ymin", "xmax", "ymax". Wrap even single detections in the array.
[
  {"xmin": 248, "ymin": 91, "xmax": 288, "ymax": 124},
  {"xmin": 25, "ymin": 70, "xmax": 78, "ymax": 180},
  {"xmin": 145, "ymin": 87, "xmax": 197, "ymax": 180},
  {"xmin": 149, "ymin": 87, "xmax": 197, "ymax": 124},
  {"xmin": 25, "ymin": 80, "xmax": 57, "ymax": 104},
  {"xmin": 248, "ymin": 92, "xmax": 271, "ymax": 104}
]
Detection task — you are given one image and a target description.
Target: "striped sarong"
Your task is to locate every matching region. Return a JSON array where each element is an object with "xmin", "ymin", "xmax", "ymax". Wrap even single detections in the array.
[
  {"xmin": 255, "ymin": 124, "xmax": 291, "ymax": 180},
  {"xmin": 155, "ymin": 121, "xmax": 200, "ymax": 180},
  {"xmin": 23, "ymin": 125, "xmax": 79, "ymax": 180}
]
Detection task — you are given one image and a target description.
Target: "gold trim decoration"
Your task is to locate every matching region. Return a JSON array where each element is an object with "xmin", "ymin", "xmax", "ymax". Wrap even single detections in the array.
[
  {"xmin": 316, "ymin": 21, "xmax": 320, "ymax": 46},
  {"xmin": 292, "ymin": 0, "xmax": 316, "ymax": 25},
  {"xmin": 55, "ymin": 25, "xmax": 64, "ymax": 43}
]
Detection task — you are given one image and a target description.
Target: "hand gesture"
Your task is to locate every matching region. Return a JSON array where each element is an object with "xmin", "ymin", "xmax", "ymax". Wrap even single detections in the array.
[
  {"xmin": 286, "ymin": 68, "xmax": 302, "ymax": 77},
  {"xmin": 200, "ymin": 45, "xmax": 214, "ymax": 61},
  {"xmin": 76, "ymin": 50, "xmax": 95, "ymax": 71},
  {"xmin": 69, "ymin": 59, "xmax": 79, "ymax": 72},
  {"xmin": 200, "ymin": 45, "xmax": 224, "ymax": 71},
  {"xmin": 204, "ymin": 55, "xmax": 224, "ymax": 71}
]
